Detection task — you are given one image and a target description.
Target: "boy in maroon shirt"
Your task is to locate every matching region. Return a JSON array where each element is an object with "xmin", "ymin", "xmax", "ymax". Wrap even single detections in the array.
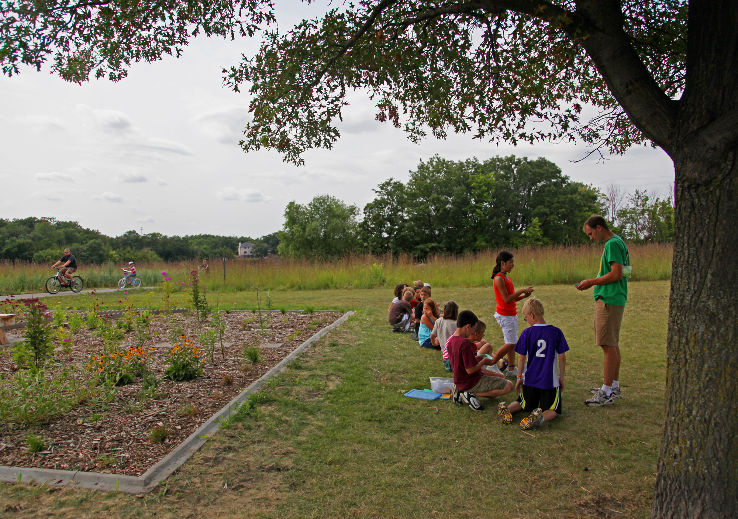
[{"xmin": 448, "ymin": 310, "xmax": 513, "ymax": 411}]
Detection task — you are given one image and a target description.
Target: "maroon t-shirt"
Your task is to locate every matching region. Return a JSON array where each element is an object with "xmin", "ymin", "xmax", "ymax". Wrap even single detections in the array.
[{"xmin": 447, "ymin": 335, "xmax": 481, "ymax": 391}]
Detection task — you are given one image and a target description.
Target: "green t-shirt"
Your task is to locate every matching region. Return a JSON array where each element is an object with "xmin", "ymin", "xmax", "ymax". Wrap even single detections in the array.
[{"xmin": 593, "ymin": 235, "xmax": 629, "ymax": 306}]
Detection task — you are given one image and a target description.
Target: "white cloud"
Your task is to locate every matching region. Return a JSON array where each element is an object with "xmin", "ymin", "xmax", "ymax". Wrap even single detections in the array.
[
  {"xmin": 17, "ymin": 114, "xmax": 65, "ymax": 132},
  {"xmin": 119, "ymin": 172, "xmax": 148, "ymax": 183},
  {"xmin": 35, "ymin": 171, "xmax": 75, "ymax": 182},
  {"xmin": 193, "ymin": 106, "xmax": 250, "ymax": 144},
  {"xmin": 32, "ymin": 188, "xmax": 81, "ymax": 201},
  {"xmin": 216, "ymin": 187, "xmax": 269, "ymax": 203},
  {"xmin": 93, "ymin": 109, "xmax": 133, "ymax": 133},
  {"xmin": 96, "ymin": 192, "xmax": 123, "ymax": 203},
  {"xmin": 134, "ymin": 137, "xmax": 193, "ymax": 156},
  {"xmin": 155, "ymin": 177, "xmax": 168, "ymax": 186},
  {"xmin": 136, "ymin": 216, "xmax": 155, "ymax": 224}
]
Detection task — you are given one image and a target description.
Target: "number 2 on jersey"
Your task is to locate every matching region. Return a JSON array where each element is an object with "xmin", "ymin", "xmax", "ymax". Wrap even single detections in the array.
[{"xmin": 536, "ymin": 339, "xmax": 547, "ymax": 358}]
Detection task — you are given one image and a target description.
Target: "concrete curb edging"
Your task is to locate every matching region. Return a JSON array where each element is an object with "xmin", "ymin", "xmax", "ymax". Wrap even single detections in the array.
[{"xmin": 0, "ymin": 310, "xmax": 355, "ymax": 494}]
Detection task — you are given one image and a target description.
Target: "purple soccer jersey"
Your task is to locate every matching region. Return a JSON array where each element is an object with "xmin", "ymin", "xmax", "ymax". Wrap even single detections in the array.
[{"xmin": 515, "ymin": 324, "xmax": 569, "ymax": 390}]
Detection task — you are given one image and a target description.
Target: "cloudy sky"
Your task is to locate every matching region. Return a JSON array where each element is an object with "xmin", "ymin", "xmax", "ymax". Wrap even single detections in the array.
[{"xmin": 0, "ymin": 5, "xmax": 675, "ymax": 239}]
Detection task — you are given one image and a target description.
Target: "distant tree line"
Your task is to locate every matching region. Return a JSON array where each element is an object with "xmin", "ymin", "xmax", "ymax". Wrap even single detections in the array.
[
  {"xmin": 1, "ymin": 155, "xmax": 674, "ymax": 264},
  {"xmin": 278, "ymin": 155, "xmax": 675, "ymax": 260},
  {"xmin": 0, "ymin": 218, "xmax": 279, "ymax": 264}
]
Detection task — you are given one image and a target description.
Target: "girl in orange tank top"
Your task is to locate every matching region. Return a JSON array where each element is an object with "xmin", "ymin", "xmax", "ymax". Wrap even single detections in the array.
[{"xmin": 488, "ymin": 251, "xmax": 534, "ymax": 376}]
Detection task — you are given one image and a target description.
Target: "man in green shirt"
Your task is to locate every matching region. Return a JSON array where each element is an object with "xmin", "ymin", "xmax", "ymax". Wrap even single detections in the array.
[{"xmin": 577, "ymin": 215, "xmax": 630, "ymax": 406}]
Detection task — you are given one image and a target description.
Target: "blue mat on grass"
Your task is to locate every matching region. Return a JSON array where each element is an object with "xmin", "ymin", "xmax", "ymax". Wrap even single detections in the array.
[{"xmin": 404, "ymin": 389, "xmax": 442, "ymax": 400}]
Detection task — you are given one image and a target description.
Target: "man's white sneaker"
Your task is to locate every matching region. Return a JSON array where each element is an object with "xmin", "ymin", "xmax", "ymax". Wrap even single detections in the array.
[
  {"xmin": 585, "ymin": 389, "xmax": 614, "ymax": 406},
  {"xmin": 590, "ymin": 386, "xmax": 622, "ymax": 399}
]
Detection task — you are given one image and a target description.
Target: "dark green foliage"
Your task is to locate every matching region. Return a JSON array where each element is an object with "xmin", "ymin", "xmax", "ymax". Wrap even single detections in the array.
[
  {"xmin": 361, "ymin": 155, "xmax": 602, "ymax": 257},
  {"xmin": 0, "ymin": 217, "xmax": 279, "ymax": 262},
  {"xmin": 1, "ymin": 1, "xmax": 275, "ymax": 82},
  {"xmin": 278, "ymin": 195, "xmax": 361, "ymax": 259},
  {"xmin": 25, "ymin": 434, "xmax": 46, "ymax": 453},
  {"xmin": 14, "ymin": 299, "xmax": 54, "ymax": 371},
  {"xmin": 616, "ymin": 189, "xmax": 675, "ymax": 242}
]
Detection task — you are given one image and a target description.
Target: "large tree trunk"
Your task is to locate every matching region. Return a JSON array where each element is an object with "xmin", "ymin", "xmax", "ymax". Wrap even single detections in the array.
[{"xmin": 652, "ymin": 150, "xmax": 738, "ymax": 517}]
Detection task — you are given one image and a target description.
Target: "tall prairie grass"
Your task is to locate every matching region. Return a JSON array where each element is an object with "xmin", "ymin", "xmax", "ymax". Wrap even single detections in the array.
[{"xmin": 0, "ymin": 243, "xmax": 672, "ymax": 294}]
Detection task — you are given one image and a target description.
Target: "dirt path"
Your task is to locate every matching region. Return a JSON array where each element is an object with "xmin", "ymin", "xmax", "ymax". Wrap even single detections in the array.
[{"xmin": 0, "ymin": 287, "xmax": 155, "ymax": 302}]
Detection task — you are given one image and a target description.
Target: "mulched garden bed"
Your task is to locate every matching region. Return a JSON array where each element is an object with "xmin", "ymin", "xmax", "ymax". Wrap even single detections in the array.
[{"xmin": 0, "ymin": 309, "xmax": 341, "ymax": 477}]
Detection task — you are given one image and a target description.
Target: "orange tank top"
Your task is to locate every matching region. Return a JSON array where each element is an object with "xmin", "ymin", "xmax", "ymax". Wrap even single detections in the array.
[{"xmin": 493, "ymin": 273, "xmax": 517, "ymax": 316}]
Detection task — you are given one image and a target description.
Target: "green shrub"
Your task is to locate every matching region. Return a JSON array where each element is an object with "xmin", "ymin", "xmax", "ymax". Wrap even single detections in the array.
[
  {"xmin": 149, "ymin": 426, "xmax": 168, "ymax": 443},
  {"xmin": 15, "ymin": 299, "xmax": 54, "ymax": 371},
  {"xmin": 87, "ymin": 345, "xmax": 152, "ymax": 386},
  {"xmin": 0, "ymin": 369, "xmax": 109, "ymax": 427},
  {"xmin": 243, "ymin": 345, "xmax": 261, "ymax": 364},
  {"xmin": 164, "ymin": 337, "xmax": 203, "ymax": 381},
  {"xmin": 176, "ymin": 404, "xmax": 198, "ymax": 417},
  {"xmin": 67, "ymin": 312, "xmax": 84, "ymax": 334},
  {"xmin": 52, "ymin": 309, "xmax": 66, "ymax": 328},
  {"xmin": 25, "ymin": 434, "xmax": 46, "ymax": 453},
  {"xmin": 190, "ymin": 270, "xmax": 210, "ymax": 323}
]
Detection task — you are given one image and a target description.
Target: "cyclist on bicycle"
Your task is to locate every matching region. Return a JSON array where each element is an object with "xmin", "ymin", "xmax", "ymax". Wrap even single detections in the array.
[
  {"xmin": 51, "ymin": 248, "xmax": 78, "ymax": 286},
  {"xmin": 122, "ymin": 261, "xmax": 137, "ymax": 285}
]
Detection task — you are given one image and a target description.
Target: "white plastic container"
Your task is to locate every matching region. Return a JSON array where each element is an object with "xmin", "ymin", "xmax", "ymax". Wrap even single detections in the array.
[{"xmin": 429, "ymin": 377, "xmax": 454, "ymax": 394}]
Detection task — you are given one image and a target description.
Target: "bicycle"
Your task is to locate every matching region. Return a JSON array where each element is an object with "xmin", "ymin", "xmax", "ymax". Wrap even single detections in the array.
[
  {"xmin": 46, "ymin": 267, "xmax": 84, "ymax": 294},
  {"xmin": 118, "ymin": 269, "xmax": 142, "ymax": 290}
]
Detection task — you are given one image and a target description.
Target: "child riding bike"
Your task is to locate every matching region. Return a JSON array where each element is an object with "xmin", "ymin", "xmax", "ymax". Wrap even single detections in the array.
[{"xmin": 122, "ymin": 261, "xmax": 137, "ymax": 285}]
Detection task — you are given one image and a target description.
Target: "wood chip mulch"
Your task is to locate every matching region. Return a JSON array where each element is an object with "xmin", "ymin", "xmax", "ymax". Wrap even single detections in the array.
[{"xmin": 0, "ymin": 310, "xmax": 341, "ymax": 477}]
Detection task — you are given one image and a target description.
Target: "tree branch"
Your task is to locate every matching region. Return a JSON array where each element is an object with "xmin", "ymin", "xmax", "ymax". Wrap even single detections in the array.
[{"xmin": 311, "ymin": 0, "xmax": 398, "ymax": 88}]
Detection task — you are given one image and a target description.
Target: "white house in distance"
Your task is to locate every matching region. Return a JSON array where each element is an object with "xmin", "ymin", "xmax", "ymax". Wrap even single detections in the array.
[{"xmin": 237, "ymin": 242, "xmax": 254, "ymax": 258}]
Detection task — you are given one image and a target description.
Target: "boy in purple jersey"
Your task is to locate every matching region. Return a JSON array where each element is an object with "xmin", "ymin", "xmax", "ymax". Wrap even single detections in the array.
[{"xmin": 497, "ymin": 297, "xmax": 569, "ymax": 430}]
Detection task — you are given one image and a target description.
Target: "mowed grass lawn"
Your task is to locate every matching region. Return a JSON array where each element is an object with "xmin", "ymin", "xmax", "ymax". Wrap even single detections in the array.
[{"xmin": 0, "ymin": 281, "xmax": 669, "ymax": 518}]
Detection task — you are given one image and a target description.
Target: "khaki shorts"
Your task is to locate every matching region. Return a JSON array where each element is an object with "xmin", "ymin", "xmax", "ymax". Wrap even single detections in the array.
[
  {"xmin": 60, "ymin": 267, "xmax": 77, "ymax": 275},
  {"xmin": 594, "ymin": 299, "xmax": 624, "ymax": 347},
  {"xmin": 469, "ymin": 374, "xmax": 509, "ymax": 394}
]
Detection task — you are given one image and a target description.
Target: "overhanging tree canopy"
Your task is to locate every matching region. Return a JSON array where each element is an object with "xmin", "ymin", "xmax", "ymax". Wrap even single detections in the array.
[{"xmin": 0, "ymin": 0, "xmax": 274, "ymax": 82}]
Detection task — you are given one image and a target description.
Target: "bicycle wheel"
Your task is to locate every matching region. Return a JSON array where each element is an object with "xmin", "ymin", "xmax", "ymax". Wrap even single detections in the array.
[
  {"xmin": 131, "ymin": 277, "xmax": 142, "ymax": 289},
  {"xmin": 118, "ymin": 278, "xmax": 127, "ymax": 290},
  {"xmin": 45, "ymin": 276, "xmax": 61, "ymax": 294},
  {"xmin": 71, "ymin": 276, "xmax": 84, "ymax": 293}
]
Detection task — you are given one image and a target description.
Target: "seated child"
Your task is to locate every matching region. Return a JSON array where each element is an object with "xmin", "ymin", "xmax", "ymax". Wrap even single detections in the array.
[
  {"xmin": 389, "ymin": 288, "xmax": 414, "ymax": 332},
  {"xmin": 412, "ymin": 285, "xmax": 431, "ymax": 339},
  {"xmin": 387, "ymin": 283, "xmax": 408, "ymax": 315},
  {"xmin": 497, "ymin": 297, "xmax": 568, "ymax": 430},
  {"xmin": 469, "ymin": 320, "xmax": 505, "ymax": 378},
  {"xmin": 432, "ymin": 301, "xmax": 458, "ymax": 371},
  {"xmin": 448, "ymin": 310, "xmax": 513, "ymax": 411},
  {"xmin": 418, "ymin": 298, "xmax": 440, "ymax": 349}
]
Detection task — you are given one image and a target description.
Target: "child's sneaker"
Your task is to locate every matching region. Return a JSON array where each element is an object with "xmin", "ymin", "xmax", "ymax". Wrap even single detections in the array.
[
  {"xmin": 585, "ymin": 389, "xmax": 614, "ymax": 406},
  {"xmin": 459, "ymin": 391, "xmax": 483, "ymax": 411},
  {"xmin": 520, "ymin": 408, "xmax": 543, "ymax": 430},
  {"xmin": 505, "ymin": 367, "xmax": 518, "ymax": 378},
  {"xmin": 497, "ymin": 402, "xmax": 513, "ymax": 424}
]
